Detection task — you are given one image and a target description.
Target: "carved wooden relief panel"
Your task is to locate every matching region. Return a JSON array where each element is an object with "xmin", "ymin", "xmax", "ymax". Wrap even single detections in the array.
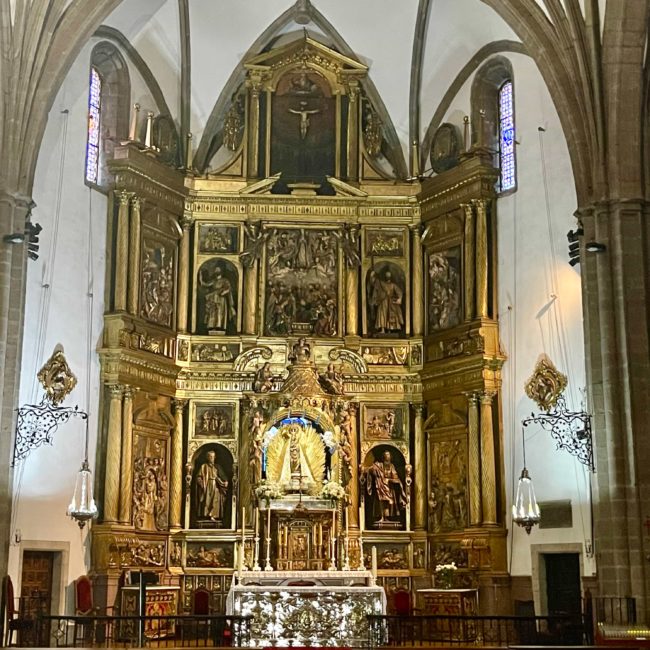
[
  {"xmin": 429, "ymin": 437, "xmax": 468, "ymax": 533},
  {"xmin": 264, "ymin": 227, "xmax": 340, "ymax": 337},
  {"xmin": 427, "ymin": 246, "xmax": 462, "ymax": 332}
]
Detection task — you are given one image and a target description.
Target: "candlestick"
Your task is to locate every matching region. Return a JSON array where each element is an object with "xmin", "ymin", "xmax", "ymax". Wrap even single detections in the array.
[
  {"xmin": 371, "ymin": 546, "xmax": 378, "ymax": 579},
  {"xmin": 264, "ymin": 504, "xmax": 273, "ymax": 571},
  {"xmin": 345, "ymin": 505, "xmax": 349, "ymax": 540},
  {"xmin": 128, "ymin": 103, "xmax": 140, "ymax": 142},
  {"xmin": 144, "ymin": 111, "xmax": 154, "ymax": 148},
  {"xmin": 185, "ymin": 132, "xmax": 193, "ymax": 169},
  {"xmin": 238, "ymin": 542, "xmax": 244, "ymax": 574},
  {"xmin": 253, "ymin": 534, "xmax": 261, "ymax": 571},
  {"xmin": 254, "ymin": 507, "xmax": 259, "ymax": 537},
  {"xmin": 357, "ymin": 534, "xmax": 365, "ymax": 570},
  {"xmin": 241, "ymin": 506, "xmax": 246, "ymax": 546}
]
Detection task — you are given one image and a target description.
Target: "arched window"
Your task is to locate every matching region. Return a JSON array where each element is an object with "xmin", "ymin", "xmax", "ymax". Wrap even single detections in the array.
[
  {"xmin": 498, "ymin": 80, "xmax": 515, "ymax": 192},
  {"xmin": 471, "ymin": 56, "xmax": 516, "ymax": 194},
  {"xmin": 85, "ymin": 42, "xmax": 130, "ymax": 190},
  {"xmin": 85, "ymin": 67, "xmax": 103, "ymax": 184}
]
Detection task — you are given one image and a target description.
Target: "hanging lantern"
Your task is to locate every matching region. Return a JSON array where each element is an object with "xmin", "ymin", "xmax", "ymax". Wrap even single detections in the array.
[
  {"xmin": 67, "ymin": 459, "xmax": 98, "ymax": 529},
  {"xmin": 512, "ymin": 467, "xmax": 541, "ymax": 534}
]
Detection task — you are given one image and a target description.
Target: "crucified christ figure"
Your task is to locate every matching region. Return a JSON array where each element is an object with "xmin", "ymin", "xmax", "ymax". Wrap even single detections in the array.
[{"xmin": 288, "ymin": 101, "xmax": 320, "ymax": 139}]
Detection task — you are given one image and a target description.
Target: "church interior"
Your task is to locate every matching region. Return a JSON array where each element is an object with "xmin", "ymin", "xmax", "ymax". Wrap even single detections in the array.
[{"xmin": 1, "ymin": 0, "xmax": 649, "ymax": 646}]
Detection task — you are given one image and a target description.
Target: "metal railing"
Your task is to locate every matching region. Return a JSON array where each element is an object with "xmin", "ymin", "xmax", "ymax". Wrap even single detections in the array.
[
  {"xmin": 367, "ymin": 614, "xmax": 588, "ymax": 647},
  {"xmin": 33, "ymin": 614, "xmax": 252, "ymax": 648}
]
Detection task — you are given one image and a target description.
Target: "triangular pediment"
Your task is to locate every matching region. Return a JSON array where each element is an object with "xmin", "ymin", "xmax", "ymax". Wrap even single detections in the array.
[{"xmin": 244, "ymin": 35, "xmax": 367, "ymax": 76}]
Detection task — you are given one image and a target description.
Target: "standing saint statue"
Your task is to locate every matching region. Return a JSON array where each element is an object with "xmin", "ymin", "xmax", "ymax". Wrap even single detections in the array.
[
  {"xmin": 200, "ymin": 264, "xmax": 236, "ymax": 333},
  {"xmin": 369, "ymin": 269, "xmax": 404, "ymax": 334},
  {"xmin": 196, "ymin": 450, "xmax": 229, "ymax": 523},
  {"xmin": 365, "ymin": 450, "xmax": 407, "ymax": 524}
]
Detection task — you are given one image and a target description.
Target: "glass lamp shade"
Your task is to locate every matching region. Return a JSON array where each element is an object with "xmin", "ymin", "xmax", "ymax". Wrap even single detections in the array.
[
  {"xmin": 67, "ymin": 460, "xmax": 98, "ymax": 529},
  {"xmin": 511, "ymin": 467, "xmax": 541, "ymax": 534}
]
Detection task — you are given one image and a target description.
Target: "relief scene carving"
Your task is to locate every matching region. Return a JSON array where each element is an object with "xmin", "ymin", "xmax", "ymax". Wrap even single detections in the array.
[{"xmin": 264, "ymin": 228, "xmax": 338, "ymax": 336}]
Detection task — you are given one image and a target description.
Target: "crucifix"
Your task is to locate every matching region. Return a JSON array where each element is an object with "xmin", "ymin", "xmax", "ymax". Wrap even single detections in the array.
[{"xmin": 288, "ymin": 101, "xmax": 320, "ymax": 139}]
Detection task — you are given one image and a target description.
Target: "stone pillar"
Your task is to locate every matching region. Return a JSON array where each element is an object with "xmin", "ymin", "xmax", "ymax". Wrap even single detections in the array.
[
  {"xmin": 467, "ymin": 393, "xmax": 482, "ymax": 526},
  {"xmin": 479, "ymin": 391, "xmax": 497, "ymax": 525},
  {"xmin": 177, "ymin": 216, "xmax": 192, "ymax": 333},
  {"xmin": 243, "ymin": 262, "xmax": 258, "ymax": 335},
  {"xmin": 170, "ymin": 399, "xmax": 187, "ymax": 530},
  {"xmin": 118, "ymin": 386, "xmax": 134, "ymax": 525},
  {"xmin": 127, "ymin": 196, "xmax": 142, "ymax": 316},
  {"xmin": 104, "ymin": 384, "xmax": 124, "ymax": 523},
  {"xmin": 413, "ymin": 404, "xmax": 426, "ymax": 530},
  {"xmin": 114, "ymin": 191, "xmax": 131, "ymax": 312},
  {"xmin": 411, "ymin": 226, "xmax": 424, "ymax": 336},
  {"xmin": 348, "ymin": 404, "xmax": 360, "ymax": 528},
  {"xmin": 462, "ymin": 203, "xmax": 475, "ymax": 321},
  {"xmin": 475, "ymin": 199, "xmax": 489, "ymax": 319},
  {"xmin": 581, "ymin": 200, "xmax": 650, "ymax": 617}
]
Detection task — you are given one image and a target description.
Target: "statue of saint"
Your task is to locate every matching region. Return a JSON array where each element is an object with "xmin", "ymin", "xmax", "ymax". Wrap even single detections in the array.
[
  {"xmin": 289, "ymin": 337, "xmax": 311, "ymax": 364},
  {"xmin": 365, "ymin": 450, "xmax": 407, "ymax": 523},
  {"xmin": 319, "ymin": 363, "xmax": 344, "ymax": 394},
  {"xmin": 200, "ymin": 265, "xmax": 236, "ymax": 333},
  {"xmin": 253, "ymin": 362, "xmax": 274, "ymax": 392},
  {"xmin": 369, "ymin": 270, "xmax": 404, "ymax": 334},
  {"xmin": 196, "ymin": 450, "xmax": 229, "ymax": 522}
]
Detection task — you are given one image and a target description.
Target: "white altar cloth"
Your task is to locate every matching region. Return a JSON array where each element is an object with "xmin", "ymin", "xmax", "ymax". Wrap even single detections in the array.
[{"xmin": 227, "ymin": 571, "xmax": 386, "ymax": 647}]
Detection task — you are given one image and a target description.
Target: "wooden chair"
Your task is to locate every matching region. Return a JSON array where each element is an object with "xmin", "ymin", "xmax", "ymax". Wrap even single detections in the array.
[{"xmin": 3, "ymin": 576, "xmax": 32, "ymax": 646}]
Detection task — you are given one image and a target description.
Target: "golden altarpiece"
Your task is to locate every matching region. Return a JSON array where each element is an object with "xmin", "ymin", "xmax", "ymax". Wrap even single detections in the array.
[{"xmin": 91, "ymin": 36, "xmax": 507, "ymax": 616}]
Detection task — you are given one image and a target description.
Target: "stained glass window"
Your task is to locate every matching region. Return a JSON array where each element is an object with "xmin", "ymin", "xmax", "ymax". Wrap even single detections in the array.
[
  {"xmin": 498, "ymin": 80, "xmax": 515, "ymax": 192},
  {"xmin": 85, "ymin": 67, "xmax": 102, "ymax": 184}
]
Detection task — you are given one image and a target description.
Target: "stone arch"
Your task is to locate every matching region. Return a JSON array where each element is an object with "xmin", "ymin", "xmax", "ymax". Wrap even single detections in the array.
[
  {"xmin": 421, "ymin": 41, "xmax": 527, "ymax": 174},
  {"xmin": 87, "ymin": 41, "xmax": 130, "ymax": 190},
  {"xmin": 194, "ymin": 10, "xmax": 407, "ymax": 178},
  {"xmin": 470, "ymin": 56, "xmax": 513, "ymax": 152}
]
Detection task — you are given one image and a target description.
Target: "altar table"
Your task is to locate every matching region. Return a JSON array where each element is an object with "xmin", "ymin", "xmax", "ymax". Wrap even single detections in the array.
[{"xmin": 227, "ymin": 571, "xmax": 385, "ymax": 647}]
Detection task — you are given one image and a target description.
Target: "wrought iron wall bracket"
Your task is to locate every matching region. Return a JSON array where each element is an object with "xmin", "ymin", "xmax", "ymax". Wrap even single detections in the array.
[
  {"xmin": 12, "ymin": 396, "xmax": 88, "ymax": 465},
  {"xmin": 522, "ymin": 395, "xmax": 594, "ymax": 471}
]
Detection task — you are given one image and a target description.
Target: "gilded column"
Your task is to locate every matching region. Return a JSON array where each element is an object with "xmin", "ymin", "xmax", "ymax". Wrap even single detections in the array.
[
  {"xmin": 114, "ymin": 191, "xmax": 131, "ymax": 312},
  {"xmin": 411, "ymin": 225, "xmax": 424, "ymax": 336},
  {"xmin": 467, "ymin": 392, "xmax": 482, "ymax": 525},
  {"xmin": 347, "ymin": 404, "xmax": 360, "ymax": 528},
  {"xmin": 246, "ymin": 76, "xmax": 263, "ymax": 178},
  {"xmin": 243, "ymin": 259, "xmax": 258, "ymax": 335},
  {"xmin": 344, "ymin": 225, "xmax": 360, "ymax": 336},
  {"xmin": 128, "ymin": 196, "xmax": 142, "ymax": 316},
  {"xmin": 463, "ymin": 203, "xmax": 476, "ymax": 321},
  {"xmin": 479, "ymin": 391, "xmax": 497, "ymax": 525},
  {"xmin": 347, "ymin": 82, "xmax": 360, "ymax": 181},
  {"xmin": 118, "ymin": 386, "xmax": 134, "ymax": 525},
  {"xmin": 177, "ymin": 216, "xmax": 192, "ymax": 333},
  {"xmin": 170, "ymin": 398, "xmax": 187, "ymax": 530},
  {"xmin": 413, "ymin": 404, "xmax": 426, "ymax": 530},
  {"xmin": 475, "ymin": 199, "xmax": 489, "ymax": 318},
  {"xmin": 104, "ymin": 384, "xmax": 124, "ymax": 523}
]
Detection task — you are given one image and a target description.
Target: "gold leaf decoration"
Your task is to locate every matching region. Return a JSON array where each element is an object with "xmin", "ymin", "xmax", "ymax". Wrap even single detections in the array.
[
  {"xmin": 265, "ymin": 422, "xmax": 325, "ymax": 493},
  {"xmin": 524, "ymin": 354, "xmax": 567, "ymax": 411},
  {"xmin": 37, "ymin": 347, "xmax": 77, "ymax": 405}
]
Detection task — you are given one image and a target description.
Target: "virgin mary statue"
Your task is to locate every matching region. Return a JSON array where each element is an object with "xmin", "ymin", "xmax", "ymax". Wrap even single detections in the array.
[{"xmin": 266, "ymin": 422, "xmax": 325, "ymax": 493}]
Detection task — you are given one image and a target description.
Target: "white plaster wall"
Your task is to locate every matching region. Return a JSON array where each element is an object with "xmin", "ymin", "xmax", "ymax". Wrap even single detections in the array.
[
  {"xmin": 104, "ymin": 0, "xmax": 181, "ymax": 123},
  {"xmin": 188, "ymin": 0, "xmax": 295, "ymax": 146},
  {"xmin": 8, "ymin": 35, "xmax": 157, "ymax": 614},
  {"xmin": 438, "ymin": 52, "xmax": 592, "ymax": 577},
  {"xmin": 315, "ymin": 0, "xmax": 419, "ymax": 161},
  {"xmin": 419, "ymin": 0, "xmax": 520, "ymax": 144}
]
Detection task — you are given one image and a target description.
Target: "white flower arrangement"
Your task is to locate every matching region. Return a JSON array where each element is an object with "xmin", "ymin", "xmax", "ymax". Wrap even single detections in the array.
[
  {"xmin": 434, "ymin": 561, "xmax": 457, "ymax": 589},
  {"xmin": 320, "ymin": 480, "xmax": 346, "ymax": 501},
  {"xmin": 254, "ymin": 479, "xmax": 284, "ymax": 504}
]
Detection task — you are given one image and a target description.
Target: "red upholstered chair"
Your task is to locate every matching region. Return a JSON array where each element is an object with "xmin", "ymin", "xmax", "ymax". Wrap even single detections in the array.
[
  {"xmin": 394, "ymin": 589, "xmax": 412, "ymax": 616},
  {"xmin": 74, "ymin": 575, "xmax": 95, "ymax": 615},
  {"xmin": 192, "ymin": 588, "xmax": 210, "ymax": 616},
  {"xmin": 3, "ymin": 576, "xmax": 32, "ymax": 646}
]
